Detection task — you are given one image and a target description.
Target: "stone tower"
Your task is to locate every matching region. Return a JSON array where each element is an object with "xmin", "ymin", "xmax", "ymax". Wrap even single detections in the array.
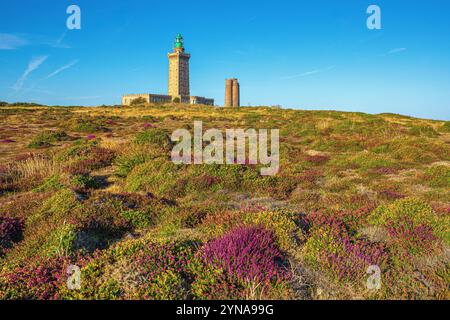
[
  {"xmin": 232, "ymin": 79, "xmax": 240, "ymax": 107},
  {"xmin": 225, "ymin": 78, "xmax": 240, "ymax": 107},
  {"xmin": 225, "ymin": 79, "xmax": 233, "ymax": 107},
  {"xmin": 168, "ymin": 34, "xmax": 190, "ymax": 98}
]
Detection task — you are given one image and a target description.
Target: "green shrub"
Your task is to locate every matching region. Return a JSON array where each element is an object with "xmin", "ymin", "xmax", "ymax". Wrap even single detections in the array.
[
  {"xmin": 369, "ymin": 198, "xmax": 449, "ymax": 245},
  {"xmin": 61, "ymin": 239, "xmax": 196, "ymax": 300},
  {"xmin": 33, "ymin": 175, "xmax": 64, "ymax": 192},
  {"xmin": 125, "ymin": 159, "xmax": 183, "ymax": 198},
  {"xmin": 134, "ymin": 128, "xmax": 172, "ymax": 149},
  {"xmin": 438, "ymin": 121, "xmax": 450, "ymax": 133},
  {"xmin": 41, "ymin": 222, "xmax": 77, "ymax": 257},
  {"xmin": 70, "ymin": 174, "xmax": 99, "ymax": 190},
  {"xmin": 121, "ymin": 210, "xmax": 155, "ymax": 229},
  {"xmin": 189, "ymin": 262, "xmax": 245, "ymax": 300},
  {"xmin": 0, "ymin": 189, "xmax": 80, "ymax": 264},
  {"xmin": 424, "ymin": 165, "xmax": 450, "ymax": 188},
  {"xmin": 303, "ymin": 225, "xmax": 388, "ymax": 285},
  {"xmin": 390, "ymin": 137, "xmax": 449, "ymax": 164},
  {"xmin": 186, "ymin": 164, "xmax": 252, "ymax": 192},
  {"xmin": 242, "ymin": 210, "xmax": 297, "ymax": 251},
  {"xmin": 409, "ymin": 125, "xmax": 439, "ymax": 137},
  {"xmin": 28, "ymin": 189, "xmax": 80, "ymax": 226},
  {"xmin": 115, "ymin": 152, "xmax": 151, "ymax": 178},
  {"xmin": 27, "ymin": 130, "xmax": 68, "ymax": 148},
  {"xmin": 72, "ymin": 119, "xmax": 106, "ymax": 133},
  {"xmin": 351, "ymin": 153, "xmax": 396, "ymax": 170},
  {"xmin": 56, "ymin": 139, "xmax": 97, "ymax": 161}
]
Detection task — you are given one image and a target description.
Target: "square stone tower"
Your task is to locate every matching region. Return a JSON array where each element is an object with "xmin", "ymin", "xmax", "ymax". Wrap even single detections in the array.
[{"xmin": 168, "ymin": 34, "xmax": 190, "ymax": 98}]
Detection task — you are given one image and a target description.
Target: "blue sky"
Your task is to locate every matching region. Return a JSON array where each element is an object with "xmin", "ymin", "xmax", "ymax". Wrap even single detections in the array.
[{"xmin": 1, "ymin": 0, "xmax": 450, "ymax": 120}]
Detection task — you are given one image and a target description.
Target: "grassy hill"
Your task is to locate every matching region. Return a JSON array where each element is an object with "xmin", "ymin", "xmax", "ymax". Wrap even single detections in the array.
[{"xmin": 0, "ymin": 103, "xmax": 449, "ymax": 300}]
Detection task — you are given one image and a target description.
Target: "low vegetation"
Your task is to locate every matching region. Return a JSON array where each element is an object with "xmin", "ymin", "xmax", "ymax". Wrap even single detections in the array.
[{"xmin": 0, "ymin": 103, "xmax": 448, "ymax": 300}]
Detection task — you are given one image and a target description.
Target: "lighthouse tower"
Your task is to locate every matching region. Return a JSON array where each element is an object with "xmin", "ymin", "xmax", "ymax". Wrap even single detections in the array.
[
  {"xmin": 168, "ymin": 34, "xmax": 190, "ymax": 99},
  {"xmin": 122, "ymin": 34, "xmax": 214, "ymax": 107}
]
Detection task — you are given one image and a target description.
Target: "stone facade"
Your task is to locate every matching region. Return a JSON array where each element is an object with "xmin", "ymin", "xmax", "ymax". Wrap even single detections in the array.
[
  {"xmin": 190, "ymin": 96, "xmax": 215, "ymax": 105},
  {"xmin": 122, "ymin": 34, "xmax": 214, "ymax": 107},
  {"xmin": 168, "ymin": 51, "xmax": 190, "ymax": 97},
  {"xmin": 121, "ymin": 94, "xmax": 172, "ymax": 106}
]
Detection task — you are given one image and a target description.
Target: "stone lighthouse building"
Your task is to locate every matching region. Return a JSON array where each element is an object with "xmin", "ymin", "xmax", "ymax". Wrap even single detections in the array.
[
  {"xmin": 122, "ymin": 34, "xmax": 214, "ymax": 106},
  {"xmin": 168, "ymin": 34, "xmax": 190, "ymax": 100}
]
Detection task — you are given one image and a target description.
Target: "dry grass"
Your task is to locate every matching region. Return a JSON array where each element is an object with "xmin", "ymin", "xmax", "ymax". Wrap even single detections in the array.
[{"xmin": 6, "ymin": 155, "xmax": 61, "ymax": 182}]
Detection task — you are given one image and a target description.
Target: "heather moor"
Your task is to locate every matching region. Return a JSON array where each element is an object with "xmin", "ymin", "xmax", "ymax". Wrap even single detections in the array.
[
  {"xmin": 1, "ymin": 1, "xmax": 450, "ymax": 302},
  {"xmin": 0, "ymin": 103, "xmax": 449, "ymax": 300}
]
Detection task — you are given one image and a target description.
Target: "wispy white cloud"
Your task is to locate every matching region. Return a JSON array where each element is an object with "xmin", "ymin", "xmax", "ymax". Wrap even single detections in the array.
[
  {"xmin": 0, "ymin": 33, "xmax": 70, "ymax": 50},
  {"xmin": 387, "ymin": 48, "xmax": 407, "ymax": 55},
  {"xmin": 13, "ymin": 56, "xmax": 48, "ymax": 91},
  {"xmin": 45, "ymin": 60, "xmax": 79, "ymax": 79},
  {"xmin": 0, "ymin": 33, "xmax": 28, "ymax": 50},
  {"xmin": 51, "ymin": 32, "xmax": 71, "ymax": 49},
  {"xmin": 281, "ymin": 66, "xmax": 334, "ymax": 80}
]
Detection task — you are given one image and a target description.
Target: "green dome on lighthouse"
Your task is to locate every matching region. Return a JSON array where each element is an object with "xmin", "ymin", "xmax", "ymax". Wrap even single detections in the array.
[{"xmin": 174, "ymin": 34, "xmax": 184, "ymax": 49}]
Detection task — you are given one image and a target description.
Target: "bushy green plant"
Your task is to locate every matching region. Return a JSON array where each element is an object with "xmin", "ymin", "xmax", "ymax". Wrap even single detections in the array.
[
  {"xmin": 189, "ymin": 261, "xmax": 246, "ymax": 300},
  {"xmin": 423, "ymin": 165, "xmax": 450, "ymax": 188},
  {"xmin": 27, "ymin": 130, "xmax": 68, "ymax": 148},
  {"xmin": 125, "ymin": 159, "xmax": 183, "ymax": 198},
  {"xmin": 70, "ymin": 174, "xmax": 99, "ymax": 190},
  {"xmin": 134, "ymin": 128, "xmax": 172, "ymax": 150},
  {"xmin": 408, "ymin": 125, "xmax": 439, "ymax": 137},
  {"xmin": 303, "ymin": 224, "xmax": 388, "ymax": 286},
  {"xmin": 28, "ymin": 189, "xmax": 80, "ymax": 226},
  {"xmin": 186, "ymin": 164, "xmax": 252, "ymax": 192},
  {"xmin": 390, "ymin": 137, "xmax": 449, "ymax": 164},
  {"xmin": 72, "ymin": 119, "xmax": 106, "ymax": 133},
  {"xmin": 61, "ymin": 239, "xmax": 196, "ymax": 300},
  {"xmin": 438, "ymin": 121, "xmax": 450, "ymax": 133},
  {"xmin": 33, "ymin": 174, "xmax": 64, "ymax": 192},
  {"xmin": 351, "ymin": 153, "xmax": 397, "ymax": 171},
  {"xmin": 369, "ymin": 198, "xmax": 449, "ymax": 245},
  {"xmin": 121, "ymin": 209, "xmax": 155, "ymax": 229},
  {"xmin": 242, "ymin": 210, "xmax": 297, "ymax": 251},
  {"xmin": 115, "ymin": 152, "xmax": 151, "ymax": 178},
  {"xmin": 41, "ymin": 222, "xmax": 77, "ymax": 257},
  {"xmin": 55, "ymin": 139, "xmax": 98, "ymax": 161}
]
